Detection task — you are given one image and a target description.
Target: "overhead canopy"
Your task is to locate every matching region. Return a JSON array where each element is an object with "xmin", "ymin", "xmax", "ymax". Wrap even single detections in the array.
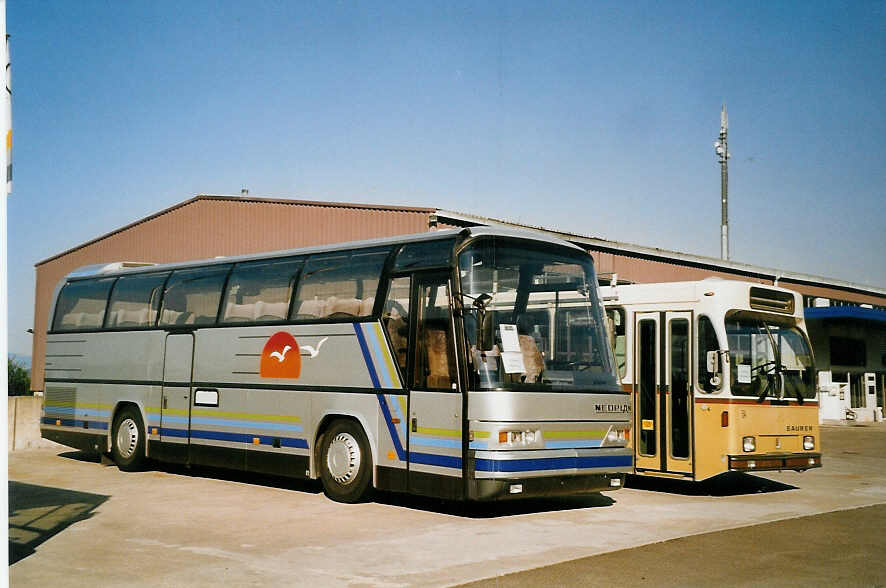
[{"xmin": 804, "ymin": 306, "xmax": 886, "ymax": 324}]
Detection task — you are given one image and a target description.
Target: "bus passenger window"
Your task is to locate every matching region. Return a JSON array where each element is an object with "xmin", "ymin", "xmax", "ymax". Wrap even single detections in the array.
[
  {"xmin": 222, "ymin": 258, "xmax": 302, "ymax": 323},
  {"xmin": 106, "ymin": 273, "xmax": 169, "ymax": 328},
  {"xmin": 415, "ymin": 280, "xmax": 457, "ymax": 391},
  {"xmin": 53, "ymin": 278, "xmax": 116, "ymax": 331},
  {"xmin": 382, "ymin": 276, "xmax": 411, "ymax": 375},
  {"xmin": 291, "ymin": 247, "xmax": 390, "ymax": 320},
  {"xmin": 159, "ymin": 266, "xmax": 231, "ymax": 327}
]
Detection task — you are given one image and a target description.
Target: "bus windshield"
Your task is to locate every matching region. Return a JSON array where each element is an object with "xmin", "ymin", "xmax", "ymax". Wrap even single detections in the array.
[
  {"xmin": 725, "ymin": 315, "xmax": 816, "ymax": 401},
  {"xmin": 458, "ymin": 239, "xmax": 619, "ymax": 392}
]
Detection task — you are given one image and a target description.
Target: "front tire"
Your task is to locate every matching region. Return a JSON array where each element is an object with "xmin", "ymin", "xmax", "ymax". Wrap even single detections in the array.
[
  {"xmin": 319, "ymin": 420, "xmax": 372, "ymax": 503},
  {"xmin": 112, "ymin": 406, "xmax": 147, "ymax": 471}
]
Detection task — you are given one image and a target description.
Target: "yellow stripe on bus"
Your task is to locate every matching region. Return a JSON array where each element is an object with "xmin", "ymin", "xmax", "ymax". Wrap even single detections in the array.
[
  {"xmin": 416, "ymin": 426, "xmax": 460, "ymax": 438},
  {"xmin": 146, "ymin": 407, "xmax": 302, "ymax": 423},
  {"xmin": 44, "ymin": 401, "xmax": 113, "ymax": 410}
]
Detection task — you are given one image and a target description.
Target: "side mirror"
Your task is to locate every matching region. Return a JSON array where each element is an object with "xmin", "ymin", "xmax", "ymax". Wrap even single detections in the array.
[{"xmin": 477, "ymin": 310, "xmax": 494, "ymax": 351}]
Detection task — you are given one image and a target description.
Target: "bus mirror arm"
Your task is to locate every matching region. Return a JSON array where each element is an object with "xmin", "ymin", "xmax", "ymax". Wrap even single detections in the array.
[
  {"xmin": 707, "ymin": 350, "xmax": 728, "ymax": 374},
  {"xmin": 706, "ymin": 350, "xmax": 727, "ymax": 390}
]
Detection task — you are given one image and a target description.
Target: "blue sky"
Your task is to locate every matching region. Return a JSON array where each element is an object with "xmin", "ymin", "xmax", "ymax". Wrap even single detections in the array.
[{"xmin": 7, "ymin": 1, "xmax": 886, "ymax": 356}]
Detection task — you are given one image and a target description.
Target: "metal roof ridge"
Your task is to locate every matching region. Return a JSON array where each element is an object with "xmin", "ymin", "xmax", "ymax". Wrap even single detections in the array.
[
  {"xmin": 36, "ymin": 195, "xmax": 437, "ymax": 267},
  {"xmin": 434, "ymin": 209, "xmax": 886, "ymax": 296}
]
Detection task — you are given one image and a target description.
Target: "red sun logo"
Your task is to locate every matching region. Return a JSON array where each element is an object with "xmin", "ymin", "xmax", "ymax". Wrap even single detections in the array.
[{"xmin": 260, "ymin": 332, "xmax": 301, "ymax": 379}]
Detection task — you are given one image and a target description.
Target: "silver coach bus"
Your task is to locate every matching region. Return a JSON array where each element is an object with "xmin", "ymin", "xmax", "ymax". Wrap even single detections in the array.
[{"xmin": 41, "ymin": 227, "xmax": 632, "ymax": 502}]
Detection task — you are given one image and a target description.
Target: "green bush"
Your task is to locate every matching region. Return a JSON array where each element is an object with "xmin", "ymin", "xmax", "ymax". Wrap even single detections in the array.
[{"xmin": 8, "ymin": 358, "xmax": 31, "ymax": 396}]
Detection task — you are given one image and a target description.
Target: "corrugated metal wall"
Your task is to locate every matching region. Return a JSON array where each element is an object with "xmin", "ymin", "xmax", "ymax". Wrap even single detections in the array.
[
  {"xmin": 32, "ymin": 198, "xmax": 433, "ymax": 390},
  {"xmin": 592, "ymin": 250, "xmax": 770, "ymax": 285}
]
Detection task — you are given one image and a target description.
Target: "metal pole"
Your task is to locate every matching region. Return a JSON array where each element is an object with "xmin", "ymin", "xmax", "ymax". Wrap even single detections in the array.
[{"xmin": 715, "ymin": 105, "xmax": 730, "ymax": 260}]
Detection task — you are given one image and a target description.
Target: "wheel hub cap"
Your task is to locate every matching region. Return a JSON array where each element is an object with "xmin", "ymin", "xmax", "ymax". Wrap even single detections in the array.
[
  {"xmin": 327, "ymin": 432, "xmax": 361, "ymax": 484},
  {"xmin": 116, "ymin": 418, "xmax": 139, "ymax": 459}
]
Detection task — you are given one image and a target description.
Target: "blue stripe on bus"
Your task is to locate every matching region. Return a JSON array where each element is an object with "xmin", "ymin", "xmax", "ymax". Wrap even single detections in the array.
[
  {"xmin": 156, "ymin": 428, "xmax": 308, "ymax": 448},
  {"xmin": 376, "ymin": 394, "xmax": 406, "ymax": 461},
  {"xmin": 544, "ymin": 440, "xmax": 604, "ymax": 449},
  {"xmin": 42, "ymin": 417, "xmax": 109, "ymax": 430},
  {"xmin": 189, "ymin": 429, "xmax": 309, "ymax": 448},
  {"xmin": 409, "ymin": 451, "xmax": 462, "ymax": 469},
  {"xmin": 188, "ymin": 417, "xmax": 303, "ymax": 433},
  {"xmin": 474, "ymin": 454, "xmax": 632, "ymax": 473},
  {"xmin": 410, "ymin": 436, "xmax": 462, "ymax": 449},
  {"xmin": 353, "ymin": 324, "xmax": 381, "ymax": 388}
]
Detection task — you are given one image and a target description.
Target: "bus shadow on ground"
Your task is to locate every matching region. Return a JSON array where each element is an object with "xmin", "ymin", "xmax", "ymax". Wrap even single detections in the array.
[
  {"xmin": 625, "ymin": 472, "xmax": 797, "ymax": 496},
  {"xmin": 58, "ymin": 450, "xmax": 102, "ymax": 463},
  {"xmin": 9, "ymin": 481, "xmax": 110, "ymax": 565},
  {"xmin": 373, "ymin": 491, "xmax": 616, "ymax": 518},
  {"xmin": 55, "ymin": 451, "xmax": 613, "ymax": 516}
]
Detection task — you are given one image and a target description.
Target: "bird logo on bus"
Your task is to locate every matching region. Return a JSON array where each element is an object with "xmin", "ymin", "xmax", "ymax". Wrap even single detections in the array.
[
  {"xmin": 260, "ymin": 332, "xmax": 302, "ymax": 378},
  {"xmin": 260, "ymin": 332, "xmax": 330, "ymax": 378}
]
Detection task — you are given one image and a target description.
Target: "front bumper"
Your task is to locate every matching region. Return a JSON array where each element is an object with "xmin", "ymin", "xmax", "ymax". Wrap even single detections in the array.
[
  {"xmin": 465, "ymin": 446, "xmax": 633, "ymax": 500},
  {"xmin": 466, "ymin": 472, "xmax": 625, "ymax": 501},
  {"xmin": 728, "ymin": 452, "xmax": 822, "ymax": 472}
]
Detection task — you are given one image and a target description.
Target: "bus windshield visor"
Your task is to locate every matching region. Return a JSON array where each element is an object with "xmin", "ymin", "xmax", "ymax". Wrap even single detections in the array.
[
  {"xmin": 458, "ymin": 239, "xmax": 619, "ymax": 392},
  {"xmin": 725, "ymin": 315, "xmax": 816, "ymax": 401}
]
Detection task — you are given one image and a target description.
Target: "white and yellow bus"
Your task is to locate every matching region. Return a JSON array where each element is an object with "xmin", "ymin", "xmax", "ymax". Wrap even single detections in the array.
[
  {"xmin": 599, "ymin": 278, "xmax": 821, "ymax": 481},
  {"xmin": 41, "ymin": 227, "xmax": 631, "ymax": 502}
]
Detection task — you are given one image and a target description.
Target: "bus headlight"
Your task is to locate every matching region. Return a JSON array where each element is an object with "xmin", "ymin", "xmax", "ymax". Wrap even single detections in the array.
[
  {"xmin": 603, "ymin": 427, "xmax": 627, "ymax": 447},
  {"xmin": 803, "ymin": 435, "xmax": 815, "ymax": 450},
  {"xmin": 742, "ymin": 436, "xmax": 756, "ymax": 452}
]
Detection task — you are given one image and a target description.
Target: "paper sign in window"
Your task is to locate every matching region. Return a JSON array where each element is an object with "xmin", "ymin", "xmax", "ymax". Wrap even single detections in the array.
[
  {"xmin": 501, "ymin": 351, "xmax": 526, "ymax": 374},
  {"xmin": 737, "ymin": 364, "xmax": 752, "ymax": 384},
  {"xmin": 499, "ymin": 324, "xmax": 520, "ymax": 353}
]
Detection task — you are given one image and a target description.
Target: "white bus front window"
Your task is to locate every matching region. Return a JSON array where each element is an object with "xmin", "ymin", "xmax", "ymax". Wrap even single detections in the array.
[{"xmin": 725, "ymin": 316, "xmax": 815, "ymax": 401}]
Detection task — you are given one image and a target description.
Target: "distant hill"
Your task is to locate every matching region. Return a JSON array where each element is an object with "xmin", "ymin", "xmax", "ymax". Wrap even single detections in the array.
[{"xmin": 8, "ymin": 354, "xmax": 32, "ymax": 370}]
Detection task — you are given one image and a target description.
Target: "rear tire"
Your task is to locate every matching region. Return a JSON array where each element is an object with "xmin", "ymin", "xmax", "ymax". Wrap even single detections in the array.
[
  {"xmin": 319, "ymin": 420, "xmax": 372, "ymax": 503},
  {"xmin": 112, "ymin": 406, "xmax": 147, "ymax": 471}
]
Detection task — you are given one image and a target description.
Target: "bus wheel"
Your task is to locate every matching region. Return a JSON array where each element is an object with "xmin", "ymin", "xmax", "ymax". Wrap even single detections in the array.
[
  {"xmin": 319, "ymin": 420, "xmax": 372, "ymax": 503},
  {"xmin": 112, "ymin": 406, "xmax": 147, "ymax": 472}
]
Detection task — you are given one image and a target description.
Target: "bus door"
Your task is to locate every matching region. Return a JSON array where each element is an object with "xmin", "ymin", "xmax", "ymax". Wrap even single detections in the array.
[
  {"xmin": 160, "ymin": 333, "xmax": 194, "ymax": 458},
  {"xmin": 406, "ymin": 272, "xmax": 463, "ymax": 497},
  {"xmin": 634, "ymin": 311, "xmax": 693, "ymax": 475}
]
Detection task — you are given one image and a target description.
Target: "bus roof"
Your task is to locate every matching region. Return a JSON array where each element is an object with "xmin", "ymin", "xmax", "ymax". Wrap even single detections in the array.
[
  {"xmin": 599, "ymin": 278, "xmax": 803, "ymax": 311},
  {"xmin": 61, "ymin": 226, "xmax": 586, "ymax": 281}
]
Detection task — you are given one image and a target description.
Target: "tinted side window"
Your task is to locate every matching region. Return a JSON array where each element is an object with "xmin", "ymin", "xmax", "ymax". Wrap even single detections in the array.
[
  {"xmin": 697, "ymin": 315, "xmax": 721, "ymax": 392},
  {"xmin": 393, "ymin": 239, "xmax": 454, "ymax": 272},
  {"xmin": 222, "ymin": 258, "xmax": 302, "ymax": 323},
  {"xmin": 159, "ymin": 266, "xmax": 231, "ymax": 326},
  {"xmin": 53, "ymin": 278, "xmax": 116, "ymax": 331},
  {"xmin": 383, "ymin": 276, "xmax": 411, "ymax": 375},
  {"xmin": 106, "ymin": 273, "xmax": 169, "ymax": 328},
  {"xmin": 291, "ymin": 248, "xmax": 390, "ymax": 320}
]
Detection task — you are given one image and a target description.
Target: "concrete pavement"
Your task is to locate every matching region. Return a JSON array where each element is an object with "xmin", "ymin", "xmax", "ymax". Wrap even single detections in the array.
[{"xmin": 9, "ymin": 424, "xmax": 886, "ymax": 586}]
